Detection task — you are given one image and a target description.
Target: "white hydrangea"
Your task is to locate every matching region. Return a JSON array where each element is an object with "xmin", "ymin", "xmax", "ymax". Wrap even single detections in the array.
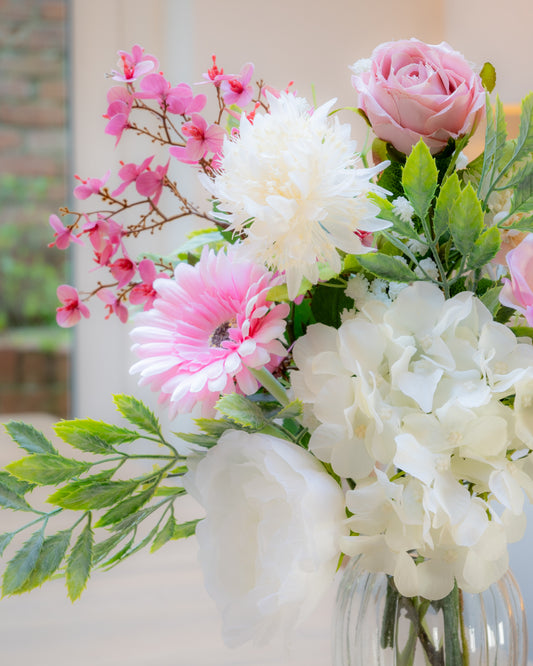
[
  {"xmin": 291, "ymin": 281, "xmax": 533, "ymax": 598},
  {"xmin": 203, "ymin": 91, "xmax": 391, "ymax": 299},
  {"xmin": 392, "ymin": 196, "xmax": 414, "ymax": 223}
]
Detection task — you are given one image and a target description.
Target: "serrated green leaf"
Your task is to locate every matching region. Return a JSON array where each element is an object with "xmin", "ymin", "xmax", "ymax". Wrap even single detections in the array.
[
  {"xmin": 95, "ymin": 487, "xmax": 155, "ymax": 528},
  {"xmin": 355, "ymin": 253, "xmax": 418, "ymax": 283},
  {"xmin": 109, "ymin": 504, "xmax": 160, "ymax": 534},
  {"xmin": 216, "ymin": 394, "xmax": 266, "ymax": 429},
  {"xmin": 510, "ymin": 169, "xmax": 533, "ymax": 216},
  {"xmin": 172, "ymin": 519, "xmax": 200, "ymax": 540},
  {"xmin": 433, "ymin": 173, "xmax": 461, "ymax": 241},
  {"xmin": 275, "ymin": 400, "xmax": 303, "ymax": 420},
  {"xmin": 193, "ymin": 418, "xmax": 235, "ymax": 438},
  {"xmin": 151, "ymin": 514, "xmax": 177, "ymax": 553},
  {"xmin": 511, "ymin": 92, "xmax": 533, "ymax": 164},
  {"xmin": 113, "ymin": 395, "xmax": 160, "ymax": 436},
  {"xmin": 66, "ymin": 521, "xmax": 93, "ymax": 601},
  {"xmin": 467, "ymin": 227, "xmax": 501, "ymax": 270},
  {"xmin": 20, "ymin": 530, "xmax": 72, "ymax": 592},
  {"xmin": 368, "ymin": 194, "xmax": 418, "ymax": 240},
  {"xmin": 0, "ymin": 471, "xmax": 35, "ymax": 496},
  {"xmin": 99, "ymin": 533, "xmax": 136, "ymax": 568},
  {"xmin": 154, "ymin": 486, "xmax": 187, "ymax": 498},
  {"xmin": 480, "ymin": 62, "xmax": 496, "ymax": 93},
  {"xmin": 4, "ymin": 421, "xmax": 57, "ymax": 455},
  {"xmin": 2, "ymin": 529, "xmax": 44, "ymax": 595},
  {"xmin": 506, "ymin": 215, "xmax": 533, "ymax": 232},
  {"xmin": 55, "ymin": 419, "xmax": 139, "ymax": 453},
  {"xmin": 92, "ymin": 531, "xmax": 129, "ymax": 565},
  {"xmin": 479, "ymin": 96, "xmax": 508, "ymax": 198},
  {"xmin": 0, "ymin": 482, "xmax": 33, "ymax": 512},
  {"xmin": 174, "ymin": 431, "xmax": 218, "ymax": 448},
  {"xmin": 6, "ymin": 455, "xmax": 91, "ymax": 486},
  {"xmin": 449, "ymin": 183, "xmax": 484, "ymax": 256},
  {"xmin": 0, "ymin": 532, "xmax": 14, "ymax": 556},
  {"xmin": 48, "ymin": 478, "xmax": 139, "ymax": 510},
  {"xmin": 402, "ymin": 140, "xmax": 438, "ymax": 220}
]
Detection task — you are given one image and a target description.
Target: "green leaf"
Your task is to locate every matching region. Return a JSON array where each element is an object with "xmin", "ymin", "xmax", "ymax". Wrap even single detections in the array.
[
  {"xmin": 0, "ymin": 471, "xmax": 34, "ymax": 496},
  {"xmin": 4, "ymin": 421, "xmax": 57, "ymax": 455},
  {"xmin": 0, "ymin": 481, "xmax": 33, "ymax": 512},
  {"xmin": 511, "ymin": 92, "xmax": 533, "ymax": 165},
  {"xmin": 154, "ymin": 486, "xmax": 187, "ymax": 498},
  {"xmin": 20, "ymin": 530, "xmax": 72, "ymax": 592},
  {"xmin": 433, "ymin": 173, "xmax": 461, "ymax": 241},
  {"xmin": 55, "ymin": 419, "xmax": 140, "ymax": 453},
  {"xmin": 511, "ymin": 326, "xmax": 533, "ymax": 341},
  {"xmin": 466, "ymin": 227, "xmax": 501, "ymax": 270},
  {"xmin": 95, "ymin": 487, "xmax": 155, "ymax": 528},
  {"xmin": 48, "ymin": 478, "xmax": 139, "ymax": 510},
  {"xmin": 0, "ymin": 532, "xmax": 14, "ymax": 556},
  {"xmin": 174, "ymin": 431, "xmax": 218, "ymax": 448},
  {"xmin": 92, "ymin": 531, "xmax": 129, "ymax": 565},
  {"xmin": 109, "ymin": 504, "xmax": 161, "ymax": 534},
  {"xmin": 66, "ymin": 521, "xmax": 93, "ymax": 601},
  {"xmin": 310, "ymin": 282, "xmax": 354, "ymax": 328},
  {"xmin": 6, "ymin": 455, "xmax": 91, "ymax": 486},
  {"xmin": 377, "ymin": 159, "xmax": 405, "ymax": 201},
  {"xmin": 216, "ymin": 394, "xmax": 266, "ymax": 429},
  {"xmin": 402, "ymin": 140, "xmax": 438, "ymax": 220},
  {"xmin": 510, "ymin": 169, "xmax": 533, "ymax": 216},
  {"xmin": 480, "ymin": 62, "xmax": 496, "ymax": 93},
  {"xmin": 172, "ymin": 519, "xmax": 200, "ymax": 540},
  {"xmin": 194, "ymin": 418, "xmax": 235, "ymax": 438},
  {"xmin": 2, "ymin": 529, "xmax": 44, "ymax": 595},
  {"xmin": 151, "ymin": 514, "xmax": 177, "ymax": 553},
  {"xmin": 113, "ymin": 395, "xmax": 160, "ymax": 436},
  {"xmin": 449, "ymin": 183, "xmax": 484, "ymax": 256},
  {"xmin": 506, "ymin": 215, "xmax": 533, "ymax": 232},
  {"xmin": 479, "ymin": 286, "xmax": 503, "ymax": 316},
  {"xmin": 275, "ymin": 400, "xmax": 303, "ymax": 420},
  {"xmin": 355, "ymin": 253, "xmax": 418, "ymax": 283},
  {"xmin": 479, "ymin": 96, "xmax": 508, "ymax": 197}
]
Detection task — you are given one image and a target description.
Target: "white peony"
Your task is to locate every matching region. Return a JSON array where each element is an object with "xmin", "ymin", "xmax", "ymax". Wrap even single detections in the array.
[
  {"xmin": 184, "ymin": 430, "xmax": 348, "ymax": 647},
  {"xmin": 292, "ymin": 281, "xmax": 533, "ymax": 598},
  {"xmin": 202, "ymin": 91, "xmax": 390, "ymax": 298}
]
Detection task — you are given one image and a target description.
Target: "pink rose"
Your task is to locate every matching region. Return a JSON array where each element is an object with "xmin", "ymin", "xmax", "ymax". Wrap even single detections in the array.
[
  {"xmin": 352, "ymin": 38, "xmax": 485, "ymax": 155},
  {"xmin": 499, "ymin": 234, "xmax": 533, "ymax": 325}
]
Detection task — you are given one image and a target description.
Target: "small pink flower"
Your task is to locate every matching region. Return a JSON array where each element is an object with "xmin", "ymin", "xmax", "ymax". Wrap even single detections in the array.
[
  {"xmin": 104, "ymin": 87, "xmax": 133, "ymax": 145},
  {"xmin": 109, "ymin": 252, "xmax": 137, "ymax": 288},
  {"xmin": 170, "ymin": 114, "xmax": 225, "ymax": 164},
  {"xmin": 499, "ymin": 234, "xmax": 533, "ymax": 325},
  {"xmin": 130, "ymin": 259, "xmax": 168, "ymax": 310},
  {"xmin": 220, "ymin": 63, "xmax": 254, "ymax": 108},
  {"xmin": 82, "ymin": 215, "xmax": 124, "ymax": 256},
  {"xmin": 136, "ymin": 160, "xmax": 169, "ymax": 207},
  {"xmin": 73, "ymin": 171, "xmax": 110, "ymax": 200},
  {"xmin": 202, "ymin": 54, "xmax": 225, "ymax": 86},
  {"xmin": 130, "ymin": 246, "xmax": 289, "ymax": 418},
  {"xmin": 56, "ymin": 285, "xmax": 90, "ymax": 328},
  {"xmin": 111, "ymin": 44, "xmax": 158, "ymax": 83},
  {"xmin": 98, "ymin": 288, "xmax": 129, "ymax": 323},
  {"xmin": 112, "ymin": 156, "xmax": 154, "ymax": 197},
  {"xmin": 48, "ymin": 214, "xmax": 83, "ymax": 250},
  {"xmin": 135, "ymin": 74, "xmax": 206, "ymax": 115}
]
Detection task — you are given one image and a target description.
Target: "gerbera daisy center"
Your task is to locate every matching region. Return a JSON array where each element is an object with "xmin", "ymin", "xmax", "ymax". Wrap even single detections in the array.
[{"xmin": 210, "ymin": 318, "xmax": 235, "ymax": 347}]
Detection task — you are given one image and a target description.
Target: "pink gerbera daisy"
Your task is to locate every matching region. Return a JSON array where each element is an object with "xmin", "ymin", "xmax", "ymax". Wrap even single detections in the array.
[{"xmin": 129, "ymin": 247, "xmax": 290, "ymax": 418}]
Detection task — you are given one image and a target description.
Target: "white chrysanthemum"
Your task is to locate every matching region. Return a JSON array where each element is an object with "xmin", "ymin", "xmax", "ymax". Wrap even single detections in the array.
[{"xmin": 203, "ymin": 92, "xmax": 390, "ymax": 298}]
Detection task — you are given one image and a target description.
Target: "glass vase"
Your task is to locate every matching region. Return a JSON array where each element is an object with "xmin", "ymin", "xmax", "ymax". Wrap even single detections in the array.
[{"xmin": 333, "ymin": 556, "xmax": 528, "ymax": 665}]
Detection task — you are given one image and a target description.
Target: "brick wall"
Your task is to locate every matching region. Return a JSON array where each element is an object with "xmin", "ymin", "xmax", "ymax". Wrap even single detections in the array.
[
  {"xmin": 0, "ymin": 0, "xmax": 70, "ymax": 417},
  {"xmin": 0, "ymin": 0, "xmax": 67, "ymax": 209},
  {"xmin": 0, "ymin": 344, "xmax": 69, "ymax": 416}
]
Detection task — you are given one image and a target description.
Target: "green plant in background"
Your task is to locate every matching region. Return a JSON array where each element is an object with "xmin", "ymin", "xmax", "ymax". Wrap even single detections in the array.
[{"xmin": 0, "ymin": 174, "xmax": 68, "ymax": 331}]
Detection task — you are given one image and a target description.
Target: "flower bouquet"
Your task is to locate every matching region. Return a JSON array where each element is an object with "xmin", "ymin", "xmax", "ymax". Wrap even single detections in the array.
[{"xmin": 1, "ymin": 38, "xmax": 533, "ymax": 664}]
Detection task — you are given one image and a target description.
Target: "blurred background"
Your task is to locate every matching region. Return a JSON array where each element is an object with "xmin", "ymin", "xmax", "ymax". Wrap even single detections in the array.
[{"xmin": 0, "ymin": 0, "xmax": 531, "ymax": 664}]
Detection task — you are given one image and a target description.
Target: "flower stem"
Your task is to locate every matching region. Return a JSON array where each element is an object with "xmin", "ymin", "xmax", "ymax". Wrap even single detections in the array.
[{"xmin": 249, "ymin": 366, "xmax": 290, "ymax": 407}]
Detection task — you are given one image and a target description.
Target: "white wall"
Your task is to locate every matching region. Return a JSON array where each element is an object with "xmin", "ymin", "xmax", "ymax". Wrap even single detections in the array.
[{"xmin": 71, "ymin": 0, "xmax": 533, "ymax": 655}]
